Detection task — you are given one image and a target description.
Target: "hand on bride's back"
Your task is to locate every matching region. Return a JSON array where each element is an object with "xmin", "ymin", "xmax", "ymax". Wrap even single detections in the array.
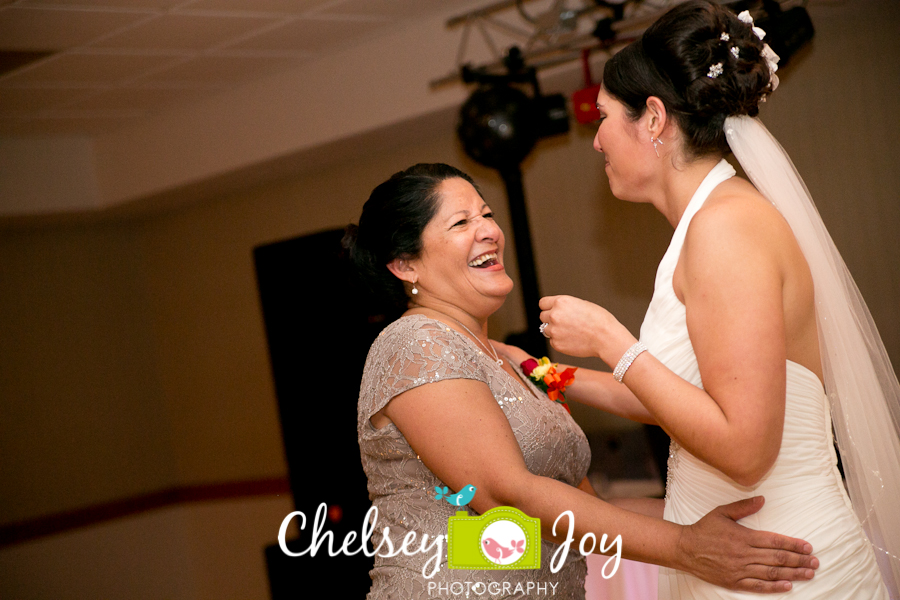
[
  {"xmin": 680, "ymin": 496, "xmax": 818, "ymax": 592},
  {"xmin": 539, "ymin": 295, "xmax": 634, "ymax": 363}
]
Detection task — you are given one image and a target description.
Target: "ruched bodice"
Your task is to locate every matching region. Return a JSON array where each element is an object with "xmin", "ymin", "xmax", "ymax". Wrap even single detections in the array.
[{"xmin": 641, "ymin": 160, "xmax": 888, "ymax": 599}]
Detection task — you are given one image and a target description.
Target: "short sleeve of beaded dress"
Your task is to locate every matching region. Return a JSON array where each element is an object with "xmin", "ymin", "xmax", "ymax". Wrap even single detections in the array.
[{"xmin": 357, "ymin": 314, "xmax": 592, "ymax": 599}]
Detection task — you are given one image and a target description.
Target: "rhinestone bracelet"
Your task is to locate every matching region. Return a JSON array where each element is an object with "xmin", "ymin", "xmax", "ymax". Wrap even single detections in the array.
[{"xmin": 613, "ymin": 341, "xmax": 648, "ymax": 383}]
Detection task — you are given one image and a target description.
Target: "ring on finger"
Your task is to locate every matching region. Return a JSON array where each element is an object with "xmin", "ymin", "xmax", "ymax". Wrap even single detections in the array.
[{"xmin": 539, "ymin": 322, "xmax": 550, "ymax": 338}]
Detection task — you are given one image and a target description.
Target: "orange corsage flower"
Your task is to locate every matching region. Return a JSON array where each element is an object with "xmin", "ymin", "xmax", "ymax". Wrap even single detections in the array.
[{"xmin": 520, "ymin": 357, "xmax": 577, "ymax": 413}]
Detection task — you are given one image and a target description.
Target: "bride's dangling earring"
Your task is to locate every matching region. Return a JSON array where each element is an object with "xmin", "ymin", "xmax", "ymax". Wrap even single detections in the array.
[
  {"xmin": 411, "ymin": 280, "xmax": 418, "ymax": 295},
  {"xmin": 651, "ymin": 136, "xmax": 664, "ymax": 158}
]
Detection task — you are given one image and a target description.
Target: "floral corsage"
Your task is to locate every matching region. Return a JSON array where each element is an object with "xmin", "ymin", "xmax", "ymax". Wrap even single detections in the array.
[{"xmin": 520, "ymin": 357, "xmax": 577, "ymax": 413}]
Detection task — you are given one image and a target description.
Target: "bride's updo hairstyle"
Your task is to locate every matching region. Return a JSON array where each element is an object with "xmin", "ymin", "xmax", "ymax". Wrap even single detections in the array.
[
  {"xmin": 344, "ymin": 163, "xmax": 480, "ymax": 308},
  {"xmin": 603, "ymin": 0, "xmax": 775, "ymax": 159}
]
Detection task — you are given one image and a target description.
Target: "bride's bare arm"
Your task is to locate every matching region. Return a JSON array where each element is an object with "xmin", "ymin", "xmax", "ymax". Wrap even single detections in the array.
[
  {"xmin": 566, "ymin": 368, "xmax": 657, "ymax": 424},
  {"xmin": 492, "ymin": 341, "xmax": 656, "ymax": 424},
  {"xmin": 539, "ymin": 192, "xmax": 802, "ymax": 487},
  {"xmin": 640, "ymin": 195, "xmax": 795, "ymax": 485},
  {"xmin": 382, "ymin": 377, "xmax": 817, "ymax": 592}
]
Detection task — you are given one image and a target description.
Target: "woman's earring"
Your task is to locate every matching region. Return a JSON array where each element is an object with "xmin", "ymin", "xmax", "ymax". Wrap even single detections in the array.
[
  {"xmin": 651, "ymin": 136, "xmax": 664, "ymax": 158},
  {"xmin": 411, "ymin": 281, "xmax": 418, "ymax": 295}
]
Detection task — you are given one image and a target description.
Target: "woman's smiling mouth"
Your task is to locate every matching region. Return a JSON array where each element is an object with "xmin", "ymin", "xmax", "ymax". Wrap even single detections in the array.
[{"xmin": 468, "ymin": 252, "xmax": 499, "ymax": 268}]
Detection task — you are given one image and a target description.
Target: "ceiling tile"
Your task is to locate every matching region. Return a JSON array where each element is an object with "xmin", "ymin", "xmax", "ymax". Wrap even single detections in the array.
[
  {"xmin": 0, "ymin": 0, "xmax": 481, "ymax": 137},
  {"xmin": 89, "ymin": 13, "xmax": 278, "ymax": 51},
  {"xmin": 321, "ymin": 0, "xmax": 455, "ymax": 19},
  {"xmin": 0, "ymin": 113, "xmax": 136, "ymax": 135},
  {"xmin": 0, "ymin": 7, "xmax": 149, "ymax": 51},
  {"xmin": 226, "ymin": 16, "xmax": 385, "ymax": 53},
  {"xmin": 0, "ymin": 87, "xmax": 89, "ymax": 112},
  {"xmin": 140, "ymin": 54, "xmax": 297, "ymax": 84},
  {"xmin": 18, "ymin": 0, "xmax": 183, "ymax": 8},
  {"xmin": 62, "ymin": 85, "xmax": 217, "ymax": 112},
  {"xmin": 0, "ymin": 53, "xmax": 181, "ymax": 85},
  {"xmin": 186, "ymin": 0, "xmax": 336, "ymax": 13}
]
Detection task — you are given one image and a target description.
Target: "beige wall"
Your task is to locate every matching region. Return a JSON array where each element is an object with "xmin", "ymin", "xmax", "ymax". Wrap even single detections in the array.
[
  {"xmin": 0, "ymin": 1, "xmax": 897, "ymax": 598},
  {"xmin": 0, "ymin": 223, "xmax": 175, "ymax": 521}
]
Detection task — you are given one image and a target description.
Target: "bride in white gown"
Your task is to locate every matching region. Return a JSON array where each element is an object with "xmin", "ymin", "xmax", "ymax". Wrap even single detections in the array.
[{"xmin": 523, "ymin": 1, "xmax": 900, "ymax": 598}]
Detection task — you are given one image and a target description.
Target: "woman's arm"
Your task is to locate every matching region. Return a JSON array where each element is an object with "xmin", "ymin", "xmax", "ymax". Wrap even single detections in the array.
[
  {"xmin": 382, "ymin": 377, "xmax": 816, "ymax": 592},
  {"xmin": 493, "ymin": 341, "xmax": 656, "ymax": 424},
  {"xmin": 608, "ymin": 497, "xmax": 665, "ymax": 519},
  {"xmin": 566, "ymin": 368, "xmax": 657, "ymax": 424},
  {"xmin": 539, "ymin": 195, "xmax": 794, "ymax": 486}
]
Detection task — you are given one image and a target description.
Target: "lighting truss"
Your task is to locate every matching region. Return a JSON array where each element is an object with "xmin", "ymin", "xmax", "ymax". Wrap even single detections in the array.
[
  {"xmin": 430, "ymin": 0, "xmax": 807, "ymax": 88},
  {"xmin": 430, "ymin": 0, "xmax": 681, "ymax": 88}
]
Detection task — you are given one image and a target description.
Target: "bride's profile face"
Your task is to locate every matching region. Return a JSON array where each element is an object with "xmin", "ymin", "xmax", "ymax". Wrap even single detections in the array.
[
  {"xmin": 594, "ymin": 86, "xmax": 654, "ymax": 202},
  {"xmin": 409, "ymin": 178, "xmax": 513, "ymax": 316}
]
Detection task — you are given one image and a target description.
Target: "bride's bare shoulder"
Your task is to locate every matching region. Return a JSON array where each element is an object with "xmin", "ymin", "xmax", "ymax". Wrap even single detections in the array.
[
  {"xmin": 677, "ymin": 175, "xmax": 804, "ymax": 299},
  {"xmin": 689, "ymin": 176, "xmax": 792, "ymax": 245}
]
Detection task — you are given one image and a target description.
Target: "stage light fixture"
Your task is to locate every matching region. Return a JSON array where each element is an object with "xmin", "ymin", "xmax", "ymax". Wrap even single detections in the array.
[{"xmin": 458, "ymin": 84, "xmax": 540, "ymax": 170}]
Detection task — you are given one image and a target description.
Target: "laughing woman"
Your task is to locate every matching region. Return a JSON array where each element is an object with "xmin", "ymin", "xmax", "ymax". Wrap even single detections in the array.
[{"xmin": 345, "ymin": 163, "xmax": 818, "ymax": 599}]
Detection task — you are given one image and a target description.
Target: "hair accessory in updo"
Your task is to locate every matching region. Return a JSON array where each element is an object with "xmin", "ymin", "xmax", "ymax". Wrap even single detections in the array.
[
  {"xmin": 719, "ymin": 31, "xmax": 739, "ymax": 60},
  {"xmin": 737, "ymin": 10, "xmax": 766, "ymax": 40},
  {"xmin": 707, "ymin": 12, "xmax": 777, "ymax": 87},
  {"xmin": 737, "ymin": 10, "xmax": 780, "ymax": 91}
]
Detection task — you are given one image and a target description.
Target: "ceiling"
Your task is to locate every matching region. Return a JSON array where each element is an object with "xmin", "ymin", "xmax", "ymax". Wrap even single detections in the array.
[{"xmin": 0, "ymin": 0, "xmax": 480, "ymax": 137}]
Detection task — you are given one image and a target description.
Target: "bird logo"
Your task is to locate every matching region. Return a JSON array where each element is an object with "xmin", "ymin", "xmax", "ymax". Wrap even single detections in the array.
[
  {"xmin": 482, "ymin": 537, "xmax": 526, "ymax": 562},
  {"xmin": 434, "ymin": 485, "xmax": 477, "ymax": 507}
]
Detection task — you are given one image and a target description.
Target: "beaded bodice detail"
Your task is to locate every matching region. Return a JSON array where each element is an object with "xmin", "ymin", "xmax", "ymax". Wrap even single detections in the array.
[{"xmin": 357, "ymin": 314, "xmax": 591, "ymax": 599}]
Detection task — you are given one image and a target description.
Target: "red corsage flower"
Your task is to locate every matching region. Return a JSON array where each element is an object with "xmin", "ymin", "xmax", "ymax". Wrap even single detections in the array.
[
  {"xmin": 520, "ymin": 357, "xmax": 576, "ymax": 413},
  {"xmin": 521, "ymin": 358, "xmax": 540, "ymax": 375}
]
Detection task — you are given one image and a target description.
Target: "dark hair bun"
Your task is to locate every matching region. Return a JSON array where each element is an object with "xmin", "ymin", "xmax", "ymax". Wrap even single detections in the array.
[
  {"xmin": 657, "ymin": 3, "xmax": 773, "ymax": 119},
  {"xmin": 343, "ymin": 163, "xmax": 479, "ymax": 309},
  {"xmin": 603, "ymin": 0, "xmax": 776, "ymax": 157}
]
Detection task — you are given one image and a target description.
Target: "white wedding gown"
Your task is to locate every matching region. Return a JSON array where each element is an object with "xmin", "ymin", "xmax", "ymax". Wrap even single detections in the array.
[{"xmin": 642, "ymin": 160, "xmax": 889, "ymax": 599}]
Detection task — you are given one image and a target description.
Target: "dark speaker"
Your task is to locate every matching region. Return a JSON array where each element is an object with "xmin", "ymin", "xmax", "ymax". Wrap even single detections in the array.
[{"xmin": 254, "ymin": 228, "xmax": 400, "ymax": 598}]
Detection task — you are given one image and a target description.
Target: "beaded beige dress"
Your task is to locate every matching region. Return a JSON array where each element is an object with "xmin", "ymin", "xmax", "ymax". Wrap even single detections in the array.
[{"xmin": 357, "ymin": 314, "xmax": 591, "ymax": 599}]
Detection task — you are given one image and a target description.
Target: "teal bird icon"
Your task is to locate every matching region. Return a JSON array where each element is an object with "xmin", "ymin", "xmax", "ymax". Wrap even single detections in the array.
[{"xmin": 434, "ymin": 485, "xmax": 477, "ymax": 507}]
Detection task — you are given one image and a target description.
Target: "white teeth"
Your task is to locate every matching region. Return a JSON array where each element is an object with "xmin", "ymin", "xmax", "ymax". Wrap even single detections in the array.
[{"xmin": 468, "ymin": 252, "xmax": 497, "ymax": 267}]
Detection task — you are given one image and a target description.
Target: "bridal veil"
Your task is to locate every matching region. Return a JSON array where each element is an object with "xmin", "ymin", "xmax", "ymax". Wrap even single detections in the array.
[{"xmin": 725, "ymin": 115, "xmax": 900, "ymax": 596}]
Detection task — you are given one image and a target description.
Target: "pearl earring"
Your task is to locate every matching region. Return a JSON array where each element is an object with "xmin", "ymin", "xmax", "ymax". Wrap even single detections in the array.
[{"xmin": 411, "ymin": 281, "xmax": 418, "ymax": 295}]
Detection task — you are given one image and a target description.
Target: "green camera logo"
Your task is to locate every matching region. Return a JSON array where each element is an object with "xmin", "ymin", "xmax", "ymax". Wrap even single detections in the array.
[{"xmin": 447, "ymin": 507, "xmax": 540, "ymax": 570}]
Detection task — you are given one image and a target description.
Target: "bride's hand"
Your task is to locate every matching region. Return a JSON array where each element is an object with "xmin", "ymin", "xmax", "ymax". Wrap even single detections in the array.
[
  {"xmin": 491, "ymin": 340, "xmax": 533, "ymax": 365},
  {"xmin": 538, "ymin": 295, "xmax": 634, "ymax": 364},
  {"xmin": 677, "ymin": 496, "xmax": 818, "ymax": 592}
]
